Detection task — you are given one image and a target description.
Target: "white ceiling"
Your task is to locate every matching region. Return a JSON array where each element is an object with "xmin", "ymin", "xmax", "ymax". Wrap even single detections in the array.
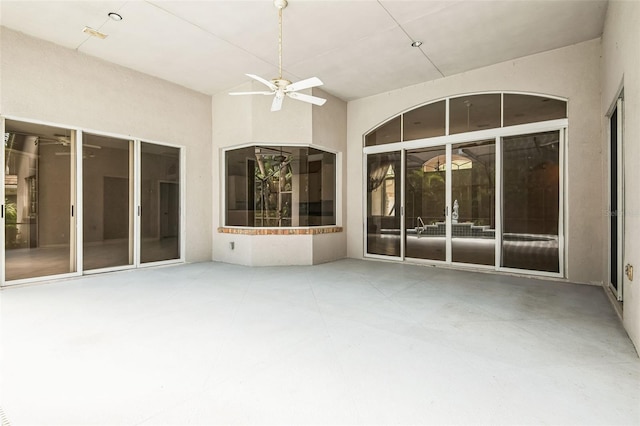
[{"xmin": 0, "ymin": 0, "xmax": 608, "ymax": 101}]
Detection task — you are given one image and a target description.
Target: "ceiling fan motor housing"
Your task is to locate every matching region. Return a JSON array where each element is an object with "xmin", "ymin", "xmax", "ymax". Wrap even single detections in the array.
[
  {"xmin": 272, "ymin": 78, "xmax": 292, "ymax": 88},
  {"xmin": 274, "ymin": 0, "xmax": 288, "ymax": 10}
]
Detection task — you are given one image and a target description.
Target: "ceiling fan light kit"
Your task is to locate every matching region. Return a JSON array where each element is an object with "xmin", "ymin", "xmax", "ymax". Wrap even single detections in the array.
[{"xmin": 229, "ymin": 0, "xmax": 326, "ymax": 112}]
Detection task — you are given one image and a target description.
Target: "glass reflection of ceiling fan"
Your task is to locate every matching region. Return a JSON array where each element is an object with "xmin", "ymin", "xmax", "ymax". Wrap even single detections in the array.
[
  {"xmin": 35, "ymin": 134, "xmax": 72, "ymax": 147},
  {"xmin": 38, "ymin": 135, "xmax": 101, "ymax": 151},
  {"xmin": 35, "ymin": 135, "xmax": 102, "ymax": 158},
  {"xmin": 8, "ymin": 131, "xmax": 102, "ymax": 152}
]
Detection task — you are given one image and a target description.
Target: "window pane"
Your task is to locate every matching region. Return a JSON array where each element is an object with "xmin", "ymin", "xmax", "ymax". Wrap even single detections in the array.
[
  {"xmin": 83, "ymin": 134, "xmax": 132, "ymax": 270},
  {"xmin": 225, "ymin": 145, "xmax": 336, "ymax": 227},
  {"xmin": 451, "ymin": 140, "xmax": 495, "ymax": 266},
  {"xmin": 503, "ymin": 94, "xmax": 566, "ymax": 126},
  {"xmin": 365, "ymin": 116, "xmax": 401, "ymax": 146},
  {"xmin": 226, "ymin": 147, "xmax": 255, "ymax": 226},
  {"xmin": 450, "ymin": 94, "xmax": 501, "ymax": 134},
  {"xmin": 4, "ymin": 120, "xmax": 75, "ymax": 280},
  {"xmin": 254, "ymin": 146, "xmax": 294, "ymax": 227},
  {"xmin": 405, "ymin": 147, "xmax": 446, "ymax": 261},
  {"xmin": 301, "ymin": 148, "xmax": 336, "ymax": 226},
  {"xmin": 367, "ymin": 152, "xmax": 401, "ymax": 256},
  {"xmin": 140, "ymin": 142, "xmax": 180, "ymax": 263},
  {"xmin": 610, "ymin": 107, "xmax": 619, "ymax": 289},
  {"xmin": 403, "ymin": 101, "xmax": 446, "ymax": 141},
  {"xmin": 502, "ymin": 131, "xmax": 560, "ymax": 272}
]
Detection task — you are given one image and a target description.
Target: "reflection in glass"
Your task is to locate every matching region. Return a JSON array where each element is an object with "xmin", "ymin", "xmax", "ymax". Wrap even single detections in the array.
[
  {"xmin": 365, "ymin": 116, "xmax": 401, "ymax": 146},
  {"xmin": 451, "ymin": 140, "xmax": 495, "ymax": 265},
  {"xmin": 449, "ymin": 94, "xmax": 501, "ymax": 134},
  {"xmin": 502, "ymin": 131, "xmax": 560, "ymax": 272},
  {"xmin": 254, "ymin": 146, "xmax": 294, "ymax": 227},
  {"xmin": 367, "ymin": 152, "xmax": 401, "ymax": 256},
  {"xmin": 405, "ymin": 147, "xmax": 446, "ymax": 261},
  {"xmin": 141, "ymin": 143, "xmax": 180, "ymax": 263},
  {"xmin": 503, "ymin": 94, "xmax": 566, "ymax": 127},
  {"xmin": 403, "ymin": 101, "xmax": 446, "ymax": 141},
  {"xmin": 226, "ymin": 147, "xmax": 255, "ymax": 226},
  {"xmin": 83, "ymin": 134, "xmax": 132, "ymax": 270},
  {"xmin": 225, "ymin": 146, "xmax": 336, "ymax": 227},
  {"xmin": 301, "ymin": 148, "xmax": 336, "ymax": 226},
  {"xmin": 4, "ymin": 120, "xmax": 75, "ymax": 280}
]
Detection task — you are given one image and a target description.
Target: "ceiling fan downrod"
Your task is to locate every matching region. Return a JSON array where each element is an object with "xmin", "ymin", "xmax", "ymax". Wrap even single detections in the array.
[
  {"xmin": 228, "ymin": 0, "xmax": 326, "ymax": 111},
  {"xmin": 275, "ymin": 0, "xmax": 288, "ymax": 83}
]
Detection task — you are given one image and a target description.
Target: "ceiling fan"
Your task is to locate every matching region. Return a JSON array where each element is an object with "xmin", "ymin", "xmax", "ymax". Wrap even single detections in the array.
[{"xmin": 229, "ymin": 0, "xmax": 326, "ymax": 112}]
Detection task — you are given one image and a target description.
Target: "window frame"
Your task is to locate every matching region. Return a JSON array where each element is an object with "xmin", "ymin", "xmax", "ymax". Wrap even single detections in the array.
[
  {"xmin": 364, "ymin": 91, "xmax": 568, "ymax": 147},
  {"xmin": 1, "ymin": 114, "xmax": 186, "ymax": 287},
  {"xmin": 221, "ymin": 142, "xmax": 341, "ymax": 229},
  {"xmin": 362, "ymin": 92, "xmax": 568, "ymax": 279}
]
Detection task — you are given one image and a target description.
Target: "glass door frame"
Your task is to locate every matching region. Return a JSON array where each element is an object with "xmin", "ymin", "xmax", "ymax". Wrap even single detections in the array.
[
  {"xmin": 498, "ymin": 129, "xmax": 565, "ymax": 278},
  {"xmin": 363, "ymin": 118, "xmax": 567, "ymax": 278},
  {"xmin": 1, "ymin": 116, "xmax": 81, "ymax": 286},
  {"xmin": 607, "ymin": 94, "xmax": 624, "ymax": 301},
  {"xmin": 79, "ymin": 129, "xmax": 137, "ymax": 275},
  {"xmin": 362, "ymin": 150, "xmax": 405, "ymax": 261},
  {"xmin": 82, "ymin": 136, "xmax": 186, "ymax": 273},
  {"xmin": 137, "ymin": 139, "xmax": 186, "ymax": 269},
  {"xmin": 1, "ymin": 115, "xmax": 186, "ymax": 287},
  {"xmin": 1, "ymin": 116, "xmax": 5, "ymax": 285}
]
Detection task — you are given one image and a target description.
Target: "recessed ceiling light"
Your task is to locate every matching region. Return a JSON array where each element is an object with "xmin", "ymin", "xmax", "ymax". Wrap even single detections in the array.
[
  {"xmin": 411, "ymin": 41, "xmax": 423, "ymax": 47},
  {"xmin": 108, "ymin": 12, "xmax": 123, "ymax": 21},
  {"xmin": 82, "ymin": 26, "xmax": 108, "ymax": 39}
]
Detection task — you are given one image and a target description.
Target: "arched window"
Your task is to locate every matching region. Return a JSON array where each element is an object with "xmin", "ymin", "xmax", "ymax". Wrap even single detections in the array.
[
  {"xmin": 363, "ymin": 92, "xmax": 567, "ymax": 277},
  {"xmin": 365, "ymin": 93, "xmax": 567, "ymax": 146}
]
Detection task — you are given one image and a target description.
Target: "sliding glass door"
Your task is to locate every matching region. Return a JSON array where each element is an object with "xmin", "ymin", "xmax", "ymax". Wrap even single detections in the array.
[
  {"xmin": 140, "ymin": 142, "xmax": 181, "ymax": 264},
  {"xmin": 502, "ymin": 131, "xmax": 560, "ymax": 273},
  {"xmin": 3, "ymin": 120, "xmax": 76, "ymax": 281},
  {"xmin": 450, "ymin": 140, "xmax": 496, "ymax": 266},
  {"xmin": 366, "ymin": 152, "xmax": 401, "ymax": 257},
  {"xmin": 83, "ymin": 134, "xmax": 134, "ymax": 271},
  {"xmin": 364, "ymin": 92, "xmax": 566, "ymax": 276},
  {"xmin": 365, "ymin": 132, "xmax": 562, "ymax": 275},
  {"xmin": 404, "ymin": 146, "xmax": 446, "ymax": 261},
  {"xmin": 402, "ymin": 140, "xmax": 496, "ymax": 266},
  {"xmin": 2, "ymin": 117, "xmax": 184, "ymax": 286}
]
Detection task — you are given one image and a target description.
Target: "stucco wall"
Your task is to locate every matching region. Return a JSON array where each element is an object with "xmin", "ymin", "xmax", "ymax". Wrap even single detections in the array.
[
  {"xmin": 347, "ymin": 39, "xmax": 603, "ymax": 286},
  {"xmin": 0, "ymin": 27, "xmax": 213, "ymax": 263},
  {"xmin": 601, "ymin": 0, "xmax": 640, "ymax": 351},
  {"xmin": 313, "ymin": 88, "xmax": 347, "ymax": 261}
]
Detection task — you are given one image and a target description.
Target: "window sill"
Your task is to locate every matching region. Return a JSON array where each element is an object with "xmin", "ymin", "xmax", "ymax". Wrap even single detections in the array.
[{"xmin": 217, "ymin": 226, "xmax": 343, "ymax": 235}]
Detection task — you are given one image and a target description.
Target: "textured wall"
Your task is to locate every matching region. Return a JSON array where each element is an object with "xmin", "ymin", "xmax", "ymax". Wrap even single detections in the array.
[
  {"xmin": 347, "ymin": 39, "xmax": 603, "ymax": 285},
  {"xmin": 601, "ymin": 0, "xmax": 640, "ymax": 351},
  {"xmin": 0, "ymin": 27, "xmax": 213, "ymax": 262}
]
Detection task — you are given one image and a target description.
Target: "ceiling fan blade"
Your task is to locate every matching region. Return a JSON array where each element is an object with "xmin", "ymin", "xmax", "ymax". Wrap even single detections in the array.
[
  {"xmin": 229, "ymin": 91, "xmax": 274, "ymax": 96},
  {"xmin": 287, "ymin": 91, "xmax": 327, "ymax": 106},
  {"xmin": 285, "ymin": 77, "xmax": 323, "ymax": 92},
  {"xmin": 271, "ymin": 92, "xmax": 285, "ymax": 112},
  {"xmin": 246, "ymin": 73, "xmax": 278, "ymax": 91}
]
